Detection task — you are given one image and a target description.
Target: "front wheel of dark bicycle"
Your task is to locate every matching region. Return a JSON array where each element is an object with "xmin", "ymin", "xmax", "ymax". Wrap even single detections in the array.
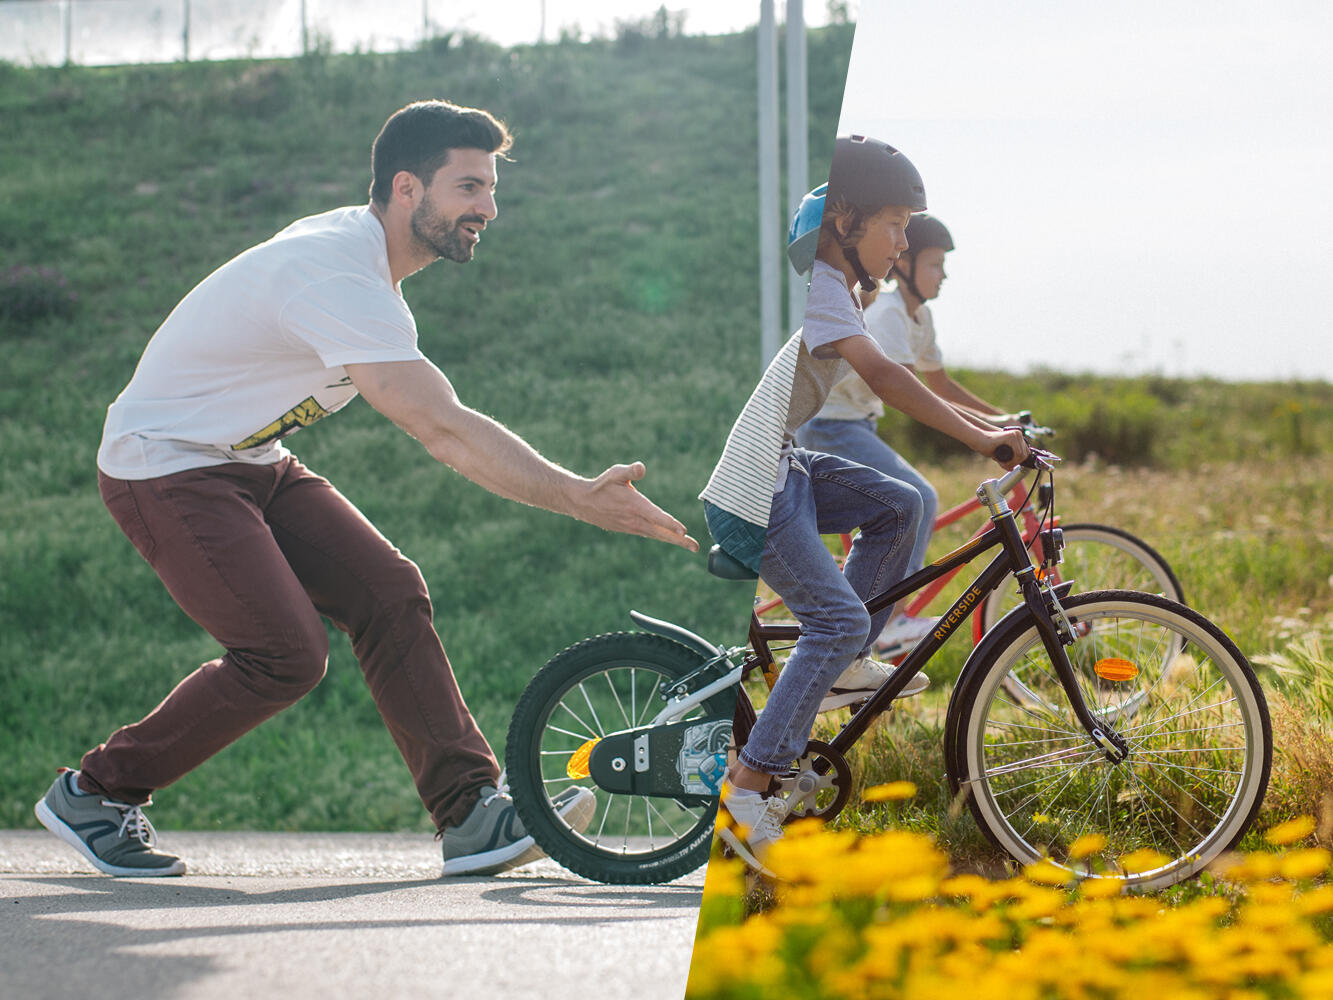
[
  {"xmin": 506, "ymin": 632, "xmax": 737, "ymax": 884},
  {"xmin": 948, "ymin": 591, "xmax": 1270, "ymax": 891}
]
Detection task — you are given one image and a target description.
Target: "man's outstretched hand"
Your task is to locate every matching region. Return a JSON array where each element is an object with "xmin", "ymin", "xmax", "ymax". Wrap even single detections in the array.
[{"xmin": 578, "ymin": 462, "xmax": 699, "ymax": 552}]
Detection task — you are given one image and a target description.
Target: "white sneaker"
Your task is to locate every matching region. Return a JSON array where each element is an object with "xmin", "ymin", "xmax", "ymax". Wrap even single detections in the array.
[
  {"xmin": 717, "ymin": 782, "xmax": 790, "ymax": 874},
  {"xmin": 819, "ymin": 656, "xmax": 929, "ymax": 712},
  {"xmin": 874, "ymin": 614, "xmax": 939, "ymax": 657}
]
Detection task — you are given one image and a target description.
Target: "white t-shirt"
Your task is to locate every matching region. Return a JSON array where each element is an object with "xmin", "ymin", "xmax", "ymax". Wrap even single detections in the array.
[
  {"xmin": 98, "ymin": 206, "xmax": 425, "ymax": 480},
  {"xmin": 699, "ymin": 259, "xmax": 870, "ymax": 526},
  {"xmin": 815, "ymin": 282, "xmax": 943, "ymax": 422}
]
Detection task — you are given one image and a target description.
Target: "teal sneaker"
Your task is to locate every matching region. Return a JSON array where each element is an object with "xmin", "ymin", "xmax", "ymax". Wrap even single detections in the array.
[
  {"xmin": 441, "ymin": 784, "xmax": 595, "ymax": 876},
  {"xmin": 34, "ymin": 770, "xmax": 185, "ymax": 877}
]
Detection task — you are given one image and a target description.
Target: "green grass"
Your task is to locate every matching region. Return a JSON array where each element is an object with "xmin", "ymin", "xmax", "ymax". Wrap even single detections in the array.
[
  {"xmin": 807, "ymin": 450, "xmax": 1333, "ymax": 871},
  {"xmin": 0, "ymin": 28, "xmax": 855, "ymax": 831}
]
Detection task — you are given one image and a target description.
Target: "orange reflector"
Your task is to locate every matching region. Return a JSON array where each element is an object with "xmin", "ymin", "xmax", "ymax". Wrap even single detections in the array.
[
  {"xmin": 1094, "ymin": 658, "xmax": 1139, "ymax": 682},
  {"xmin": 567, "ymin": 738, "xmax": 599, "ymax": 779}
]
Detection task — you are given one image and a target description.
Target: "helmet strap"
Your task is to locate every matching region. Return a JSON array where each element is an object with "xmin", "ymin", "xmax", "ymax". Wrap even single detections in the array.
[
  {"xmin": 891, "ymin": 258, "xmax": 927, "ymax": 304},
  {"xmin": 841, "ymin": 243, "xmax": 877, "ymax": 293}
]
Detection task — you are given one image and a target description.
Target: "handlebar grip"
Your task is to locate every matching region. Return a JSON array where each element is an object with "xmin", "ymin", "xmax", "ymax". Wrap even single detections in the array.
[{"xmin": 994, "ymin": 444, "xmax": 1014, "ymax": 464}]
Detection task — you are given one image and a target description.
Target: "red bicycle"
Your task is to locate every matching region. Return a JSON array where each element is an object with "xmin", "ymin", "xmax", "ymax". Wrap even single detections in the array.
[{"xmin": 754, "ymin": 422, "xmax": 1184, "ymax": 643}]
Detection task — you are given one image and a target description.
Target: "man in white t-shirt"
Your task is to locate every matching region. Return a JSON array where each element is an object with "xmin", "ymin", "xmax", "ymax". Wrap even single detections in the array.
[
  {"xmin": 34, "ymin": 100, "xmax": 697, "ymax": 880},
  {"xmin": 798, "ymin": 214, "xmax": 1019, "ymax": 653}
]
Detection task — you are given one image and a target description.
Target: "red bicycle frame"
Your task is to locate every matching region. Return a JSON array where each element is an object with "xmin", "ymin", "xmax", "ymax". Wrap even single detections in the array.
[{"xmin": 753, "ymin": 473, "xmax": 1052, "ymax": 645}]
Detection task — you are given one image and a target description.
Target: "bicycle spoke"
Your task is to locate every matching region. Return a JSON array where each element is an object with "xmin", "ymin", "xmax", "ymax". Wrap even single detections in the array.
[
  {"xmin": 553, "ymin": 699, "xmax": 600, "ymax": 740},
  {"xmin": 578, "ymin": 680, "xmax": 606, "ymax": 736}
]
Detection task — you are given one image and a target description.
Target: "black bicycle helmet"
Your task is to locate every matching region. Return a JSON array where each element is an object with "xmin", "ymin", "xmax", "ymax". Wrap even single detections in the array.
[
  {"xmin": 893, "ymin": 213, "xmax": 953, "ymax": 301},
  {"xmin": 904, "ymin": 213, "xmax": 953, "ymax": 256},
  {"xmin": 826, "ymin": 135, "xmax": 927, "ymax": 290},
  {"xmin": 827, "ymin": 135, "xmax": 927, "ymax": 215}
]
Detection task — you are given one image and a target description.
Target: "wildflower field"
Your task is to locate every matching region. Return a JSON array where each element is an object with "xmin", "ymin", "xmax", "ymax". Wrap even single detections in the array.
[
  {"xmin": 688, "ymin": 817, "xmax": 1333, "ymax": 999},
  {"xmin": 690, "ymin": 434, "xmax": 1333, "ymax": 999}
]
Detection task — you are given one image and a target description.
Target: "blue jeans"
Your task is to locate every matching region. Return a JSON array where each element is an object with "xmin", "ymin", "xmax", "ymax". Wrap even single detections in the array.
[
  {"xmin": 740, "ymin": 449, "xmax": 923, "ymax": 773},
  {"xmin": 796, "ymin": 417, "xmax": 939, "ymax": 575},
  {"xmin": 703, "ymin": 502, "xmax": 767, "ymax": 576}
]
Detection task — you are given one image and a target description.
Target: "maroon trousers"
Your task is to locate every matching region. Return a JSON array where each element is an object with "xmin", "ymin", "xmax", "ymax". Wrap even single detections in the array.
[{"xmin": 83, "ymin": 457, "xmax": 499, "ymax": 831}]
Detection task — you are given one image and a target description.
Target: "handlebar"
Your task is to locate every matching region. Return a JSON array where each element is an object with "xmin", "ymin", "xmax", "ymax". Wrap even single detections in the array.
[{"xmin": 987, "ymin": 446, "xmax": 1058, "ymax": 498}]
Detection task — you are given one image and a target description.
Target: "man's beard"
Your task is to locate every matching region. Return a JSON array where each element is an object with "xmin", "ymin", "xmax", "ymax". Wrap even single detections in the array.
[{"xmin": 411, "ymin": 197, "xmax": 484, "ymax": 263}]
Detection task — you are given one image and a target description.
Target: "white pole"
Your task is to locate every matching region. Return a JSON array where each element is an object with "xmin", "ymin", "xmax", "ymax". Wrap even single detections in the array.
[
  {"xmin": 757, "ymin": 0, "xmax": 781, "ymax": 368},
  {"xmin": 63, "ymin": 0, "xmax": 72, "ymax": 65},
  {"xmin": 784, "ymin": 0, "xmax": 808, "ymax": 333},
  {"xmin": 182, "ymin": 0, "xmax": 190, "ymax": 62}
]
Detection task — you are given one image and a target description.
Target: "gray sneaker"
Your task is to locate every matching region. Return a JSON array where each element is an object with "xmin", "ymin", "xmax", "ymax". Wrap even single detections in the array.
[
  {"xmin": 34, "ymin": 770, "xmax": 185, "ymax": 877},
  {"xmin": 441, "ymin": 784, "xmax": 595, "ymax": 876}
]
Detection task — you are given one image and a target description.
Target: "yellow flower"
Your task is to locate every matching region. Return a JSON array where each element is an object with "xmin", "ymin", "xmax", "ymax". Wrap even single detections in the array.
[
  {"xmin": 1068, "ymin": 833, "xmax": 1108, "ymax": 859},
  {"xmin": 1266, "ymin": 814, "xmax": 1317, "ymax": 845},
  {"xmin": 863, "ymin": 780, "xmax": 917, "ymax": 802},
  {"xmin": 1279, "ymin": 847, "xmax": 1333, "ymax": 881},
  {"xmin": 1023, "ymin": 859, "xmax": 1072, "ymax": 886},
  {"xmin": 1296, "ymin": 884, "xmax": 1333, "ymax": 915},
  {"xmin": 1118, "ymin": 848, "xmax": 1171, "ymax": 875},
  {"xmin": 1078, "ymin": 875, "xmax": 1126, "ymax": 899}
]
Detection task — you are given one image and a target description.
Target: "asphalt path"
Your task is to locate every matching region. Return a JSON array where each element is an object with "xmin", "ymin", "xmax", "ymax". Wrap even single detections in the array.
[{"xmin": 0, "ymin": 830, "xmax": 704, "ymax": 1000}]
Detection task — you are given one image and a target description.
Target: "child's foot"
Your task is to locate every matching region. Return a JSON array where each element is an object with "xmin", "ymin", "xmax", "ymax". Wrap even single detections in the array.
[
  {"xmin": 873, "ymin": 614, "xmax": 939, "ymax": 657},
  {"xmin": 717, "ymin": 781, "xmax": 790, "ymax": 875},
  {"xmin": 819, "ymin": 656, "xmax": 929, "ymax": 712}
]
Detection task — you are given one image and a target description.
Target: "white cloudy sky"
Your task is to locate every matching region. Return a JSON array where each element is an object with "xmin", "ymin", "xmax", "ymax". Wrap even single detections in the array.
[{"xmin": 837, "ymin": 0, "xmax": 1331, "ymax": 381}]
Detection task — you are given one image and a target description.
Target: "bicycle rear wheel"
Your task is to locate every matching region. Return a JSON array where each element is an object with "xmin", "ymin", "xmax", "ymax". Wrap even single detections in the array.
[
  {"xmin": 506, "ymin": 632, "xmax": 736, "ymax": 884},
  {"xmin": 949, "ymin": 591, "xmax": 1270, "ymax": 891},
  {"xmin": 980, "ymin": 524, "xmax": 1184, "ymax": 635}
]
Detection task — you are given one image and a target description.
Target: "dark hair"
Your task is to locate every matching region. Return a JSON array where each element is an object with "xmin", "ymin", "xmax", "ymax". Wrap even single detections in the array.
[{"xmin": 369, "ymin": 100, "xmax": 513, "ymax": 205}]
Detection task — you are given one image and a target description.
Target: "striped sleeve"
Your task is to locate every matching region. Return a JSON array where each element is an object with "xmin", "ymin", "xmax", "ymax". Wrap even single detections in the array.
[{"xmin": 698, "ymin": 332, "xmax": 802, "ymax": 527}]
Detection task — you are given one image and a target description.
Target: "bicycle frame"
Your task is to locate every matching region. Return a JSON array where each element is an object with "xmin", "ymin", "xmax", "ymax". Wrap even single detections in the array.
[
  {"xmin": 739, "ymin": 466, "xmax": 1130, "ymax": 764},
  {"xmin": 753, "ymin": 472, "xmax": 1052, "ymax": 645}
]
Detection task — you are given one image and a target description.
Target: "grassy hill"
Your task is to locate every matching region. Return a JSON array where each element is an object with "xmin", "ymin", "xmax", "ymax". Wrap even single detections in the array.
[{"xmin": 0, "ymin": 27, "xmax": 854, "ymax": 831}]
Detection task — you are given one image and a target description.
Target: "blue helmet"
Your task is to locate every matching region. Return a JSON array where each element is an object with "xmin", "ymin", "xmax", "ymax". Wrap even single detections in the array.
[{"xmin": 786, "ymin": 183, "xmax": 827, "ymax": 275}]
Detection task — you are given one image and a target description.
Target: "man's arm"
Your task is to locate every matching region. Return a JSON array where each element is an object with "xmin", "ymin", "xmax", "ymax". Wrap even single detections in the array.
[
  {"xmin": 345, "ymin": 359, "xmax": 698, "ymax": 551},
  {"xmin": 831, "ymin": 337, "xmax": 1028, "ymax": 467}
]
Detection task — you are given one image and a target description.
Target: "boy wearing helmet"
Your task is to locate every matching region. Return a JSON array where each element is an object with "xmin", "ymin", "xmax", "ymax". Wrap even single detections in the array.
[
  {"xmin": 798, "ymin": 213, "xmax": 1023, "ymax": 655},
  {"xmin": 699, "ymin": 136, "xmax": 1028, "ymax": 870}
]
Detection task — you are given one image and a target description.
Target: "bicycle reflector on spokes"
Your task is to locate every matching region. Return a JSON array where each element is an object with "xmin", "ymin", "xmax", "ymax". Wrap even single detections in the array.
[
  {"xmin": 567, "ymin": 738, "xmax": 599, "ymax": 779},
  {"xmin": 1093, "ymin": 658, "xmax": 1140, "ymax": 682}
]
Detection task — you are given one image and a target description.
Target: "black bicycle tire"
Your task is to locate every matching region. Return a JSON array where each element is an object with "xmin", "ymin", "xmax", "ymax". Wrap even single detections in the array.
[
  {"xmin": 946, "ymin": 591, "xmax": 1271, "ymax": 890},
  {"xmin": 506, "ymin": 631, "xmax": 737, "ymax": 884},
  {"xmin": 978, "ymin": 523, "xmax": 1185, "ymax": 636}
]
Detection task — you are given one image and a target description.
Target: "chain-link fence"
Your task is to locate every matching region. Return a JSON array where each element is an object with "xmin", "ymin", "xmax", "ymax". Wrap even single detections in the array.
[{"xmin": 0, "ymin": 0, "xmax": 563, "ymax": 66}]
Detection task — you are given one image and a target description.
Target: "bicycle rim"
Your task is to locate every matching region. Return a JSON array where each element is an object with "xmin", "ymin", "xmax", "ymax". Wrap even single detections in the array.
[
  {"xmin": 531, "ymin": 656, "xmax": 720, "ymax": 865},
  {"xmin": 960, "ymin": 592, "xmax": 1270, "ymax": 890}
]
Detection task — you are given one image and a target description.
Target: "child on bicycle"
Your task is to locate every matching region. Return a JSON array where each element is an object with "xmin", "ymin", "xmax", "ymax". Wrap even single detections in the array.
[
  {"xmin": 796, "ymin": 213, "xmax": 1028, "ymax": 656},
  {"xmin": 698, "ymin": 136, "xmax": 1028, "ymax": 870}
]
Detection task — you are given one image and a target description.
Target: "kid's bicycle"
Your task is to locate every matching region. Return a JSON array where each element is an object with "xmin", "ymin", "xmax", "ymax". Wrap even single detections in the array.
[{"xmin": 506, "ymin": 450, "xmax": 1270, "ymax": 890}]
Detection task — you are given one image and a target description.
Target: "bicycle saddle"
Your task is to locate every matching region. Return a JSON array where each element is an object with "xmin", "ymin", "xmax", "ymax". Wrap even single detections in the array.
[{"xmin": 707, "ymin": 544, "xmax": 758, "ymax": 581}]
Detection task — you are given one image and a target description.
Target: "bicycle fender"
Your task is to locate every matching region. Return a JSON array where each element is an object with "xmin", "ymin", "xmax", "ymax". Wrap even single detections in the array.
[{"xmin": 628, "ymin": 610, "xmax": 725, "ymax": 660}]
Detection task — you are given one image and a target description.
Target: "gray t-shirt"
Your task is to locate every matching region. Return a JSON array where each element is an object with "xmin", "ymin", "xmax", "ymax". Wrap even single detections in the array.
[{"xmin": 699, "ymin": 260, "xmax": 870, "ymax": 526}]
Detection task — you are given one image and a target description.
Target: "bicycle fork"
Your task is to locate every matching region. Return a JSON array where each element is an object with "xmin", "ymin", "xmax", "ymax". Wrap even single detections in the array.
[{"xmin": 996, "ymin": 505, "xmax": 1131, "ymax": 764}]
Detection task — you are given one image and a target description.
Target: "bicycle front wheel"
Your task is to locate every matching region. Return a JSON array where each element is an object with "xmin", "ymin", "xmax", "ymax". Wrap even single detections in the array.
[
  {"xmin": 506, "ymin": 632, "xmax": 736, "ymax": 884},
  {"xmin": 980, "ymin": 523, "xmax": 1184, "ymax": 635},
  {"xmin": 950, "ymin": 591, "xmax": 1270, "ymax": 891}
]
